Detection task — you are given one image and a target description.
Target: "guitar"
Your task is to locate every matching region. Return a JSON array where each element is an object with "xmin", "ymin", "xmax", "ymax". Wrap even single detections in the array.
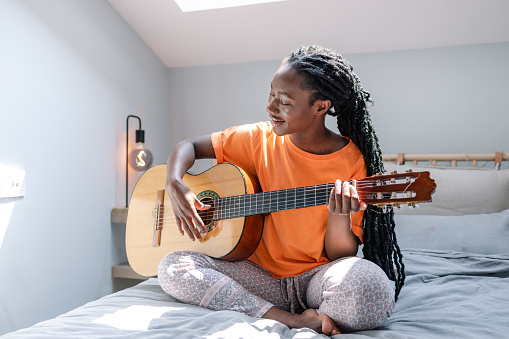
[{"xmin": 126, "ymin": 163, "xmax": 436, "ymax": 277}]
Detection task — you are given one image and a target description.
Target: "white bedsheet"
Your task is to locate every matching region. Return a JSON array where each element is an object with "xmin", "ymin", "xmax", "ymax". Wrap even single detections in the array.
[{"xmin": 3, "ymin": 249, "xmax": 509, "ymax": 339}]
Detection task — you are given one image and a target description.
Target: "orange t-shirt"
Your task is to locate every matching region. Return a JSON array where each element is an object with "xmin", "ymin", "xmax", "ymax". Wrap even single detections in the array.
[{"xmin": 211, "ymin": 122, "xmax": 367, "ymax": 278}]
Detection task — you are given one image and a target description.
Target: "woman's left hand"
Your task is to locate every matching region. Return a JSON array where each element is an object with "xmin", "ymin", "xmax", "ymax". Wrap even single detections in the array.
[{"xmin": 328, "ymin": 179, "xmax": 367, "ymax": 215}]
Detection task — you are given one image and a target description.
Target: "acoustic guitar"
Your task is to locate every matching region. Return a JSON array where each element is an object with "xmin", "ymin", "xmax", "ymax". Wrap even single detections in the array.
[{"xmin": 126, "ymin": 163, "xmax": 436, "ymax": 277}]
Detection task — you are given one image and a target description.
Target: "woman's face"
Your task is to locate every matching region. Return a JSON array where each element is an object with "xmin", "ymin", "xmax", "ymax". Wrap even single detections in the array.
[{"xmin": 266, "ymin": 64, "xmax": 328, "ymax": 137}]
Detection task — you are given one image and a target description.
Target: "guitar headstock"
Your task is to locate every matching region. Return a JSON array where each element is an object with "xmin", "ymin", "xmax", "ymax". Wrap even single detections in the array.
[{"xmin": 357, "ymin": 170, "xmax": 436, "ymax": 208}]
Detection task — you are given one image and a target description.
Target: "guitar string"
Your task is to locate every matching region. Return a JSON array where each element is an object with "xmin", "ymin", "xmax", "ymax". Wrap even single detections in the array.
[
  {"xmin": 153, "ymin": 191, "xmax": 417, "ymax": 223},
  {"xmin": 153, "ymin": 199, "xmax": 399, "ymax": 227},
  {"xmin": 152, "ymin": 176, "xmax": 420, "ymax": 223},
  {"xmin": 153, "ymin": 184, "xmax": 417, "ymax": 221}
]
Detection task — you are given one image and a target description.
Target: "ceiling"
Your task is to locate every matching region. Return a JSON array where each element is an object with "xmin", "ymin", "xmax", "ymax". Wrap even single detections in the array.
[{"xmin": 108, "ymin": 0, "xmax": 509, "ymax": 68}]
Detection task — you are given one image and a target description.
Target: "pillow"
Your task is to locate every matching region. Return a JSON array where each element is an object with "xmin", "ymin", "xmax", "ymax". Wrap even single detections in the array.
[
  {"xmin": 384, "ymin": 163, "xmax": 509, "ymax": 216},
  {"xmin": 394, "ymin": 209, "xmax": 509, "ymax": 255}
]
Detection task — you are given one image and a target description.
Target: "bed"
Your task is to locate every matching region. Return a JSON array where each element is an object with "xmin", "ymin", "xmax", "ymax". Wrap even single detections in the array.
[{"xmin": 3, "ymin": 153, "xmax": 509, "ymax": 339}]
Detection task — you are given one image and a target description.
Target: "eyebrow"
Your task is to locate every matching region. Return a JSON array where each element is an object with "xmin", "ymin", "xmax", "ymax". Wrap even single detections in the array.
[{"xmin": 270, "ymin": 83, "xmax": 294, "ymax": 100}]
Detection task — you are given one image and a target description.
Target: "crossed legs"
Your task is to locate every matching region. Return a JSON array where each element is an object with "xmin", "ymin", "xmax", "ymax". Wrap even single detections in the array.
[{"xmin": 158, "ymin": 251, "xmax": 394, "ymax": 334}]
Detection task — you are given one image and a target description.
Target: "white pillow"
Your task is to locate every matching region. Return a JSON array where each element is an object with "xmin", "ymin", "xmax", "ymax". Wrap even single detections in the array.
[
  {"xmin": 384, "ymin": 163, "xmax": 509, "ymax": 216},
  {"xmin": 394, "ymin": 209, "xmax": 509, "ymax": 255}
]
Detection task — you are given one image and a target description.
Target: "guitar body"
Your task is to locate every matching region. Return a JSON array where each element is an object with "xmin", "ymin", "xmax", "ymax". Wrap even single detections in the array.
[
  {"xmin": 126, "ymin": 163, "xmax": 436, "ymax": 277},
  {"xmin": 126, "ymin": 163, "xmax": 264, "ymax": 277}
]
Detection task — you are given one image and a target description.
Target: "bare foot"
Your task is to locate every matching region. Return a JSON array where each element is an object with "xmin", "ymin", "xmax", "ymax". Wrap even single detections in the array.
[
  {"xmin": 300, "ymin": 309, "xmax": 341, "ymax": 336},
  {"xmin": 262, "ymin": 307, "xmax": 341, "ymax": 336}
]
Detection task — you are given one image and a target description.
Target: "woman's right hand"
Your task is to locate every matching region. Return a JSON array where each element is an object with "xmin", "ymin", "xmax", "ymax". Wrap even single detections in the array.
[
  {"xmin": 166, "ymin": 178, "xmax": 211, "ymax": 242},
  {"xmin": 165, "ymin": 135, "xmax": 215, "ymax": 242}
]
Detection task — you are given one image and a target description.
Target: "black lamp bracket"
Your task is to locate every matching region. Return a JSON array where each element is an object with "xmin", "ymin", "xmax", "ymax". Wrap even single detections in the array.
[{"xmin": 126, "ymin": 115, "xmax": 143, "ymax": 207}]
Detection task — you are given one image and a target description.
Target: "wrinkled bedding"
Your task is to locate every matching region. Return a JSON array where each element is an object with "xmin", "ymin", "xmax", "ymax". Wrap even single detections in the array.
[
  {"xmin": 4, "ymin": 249, "xmax": 509, "ymax": 338},
  {"xmin": 354, "ymin": 250, "xmax": 509, "ymax": 339}
]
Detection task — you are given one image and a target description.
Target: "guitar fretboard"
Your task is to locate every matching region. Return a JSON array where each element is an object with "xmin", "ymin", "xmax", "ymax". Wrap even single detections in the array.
[{"xmin": 213, "ymin": 183, "xmax": 336, "ymax": 220}]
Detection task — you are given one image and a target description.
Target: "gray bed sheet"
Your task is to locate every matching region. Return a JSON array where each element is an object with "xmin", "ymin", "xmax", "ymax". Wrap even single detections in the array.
[{"xmin": 3, "ymin": 249, "xmax": 509, "ymax": 339}]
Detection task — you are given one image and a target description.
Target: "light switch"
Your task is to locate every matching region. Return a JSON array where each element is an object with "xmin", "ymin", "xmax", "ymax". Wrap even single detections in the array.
[{"xmin": 0, "ymin": 170, "xmax": 25, "ymax": 198}]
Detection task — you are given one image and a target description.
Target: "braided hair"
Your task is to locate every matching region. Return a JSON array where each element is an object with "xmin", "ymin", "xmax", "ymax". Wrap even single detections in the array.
[{"xmin": 283, "ymin": 45, "xmax": 405, "ymax": 300}]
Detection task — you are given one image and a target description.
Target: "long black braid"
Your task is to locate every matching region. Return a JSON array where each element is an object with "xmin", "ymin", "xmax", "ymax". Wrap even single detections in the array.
[{"xmin": 283, "ymin": 45, "xmax": 405, "ymax": 300}]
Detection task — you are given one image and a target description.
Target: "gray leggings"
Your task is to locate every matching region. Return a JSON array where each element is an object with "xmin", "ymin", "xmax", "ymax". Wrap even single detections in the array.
[{"xmin": 158, "ymin": 251, "xmax": 395, "ymax": 332}]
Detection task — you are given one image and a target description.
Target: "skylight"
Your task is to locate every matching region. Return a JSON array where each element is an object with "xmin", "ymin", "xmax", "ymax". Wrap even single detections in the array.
[{"xmin": 174, "ymin": 0, "xmax": 286, "ymax": 12}]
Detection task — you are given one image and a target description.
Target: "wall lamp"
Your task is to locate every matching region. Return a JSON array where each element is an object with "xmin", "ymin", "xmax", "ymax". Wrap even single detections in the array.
[{"xmin": 126, "ymin": 115, "xmax": 153, "ymax": 207}]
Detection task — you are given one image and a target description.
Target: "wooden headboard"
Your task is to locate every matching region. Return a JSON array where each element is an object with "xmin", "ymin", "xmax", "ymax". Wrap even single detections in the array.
[{"xmin": 383, "ymin": 152, "xmax": 509, "ymax": 169}]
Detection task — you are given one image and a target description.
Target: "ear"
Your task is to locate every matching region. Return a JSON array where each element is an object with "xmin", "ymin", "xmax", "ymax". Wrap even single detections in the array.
[{"xmin": 314, "ymin": 99, "xmax": 332, "ymax": 116}]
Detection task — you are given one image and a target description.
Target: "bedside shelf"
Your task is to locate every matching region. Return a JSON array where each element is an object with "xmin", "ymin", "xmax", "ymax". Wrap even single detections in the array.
[
  {"xmin": 111, "ymin": 207, "xmax": 151, "ymax": 280},
  {"xmin": 112, "ymin": 262, "xmax": 149, "ymax": 280},
  {"xmin": 111, "ymin": 207, "xmax": 128, "ymax": 224}
]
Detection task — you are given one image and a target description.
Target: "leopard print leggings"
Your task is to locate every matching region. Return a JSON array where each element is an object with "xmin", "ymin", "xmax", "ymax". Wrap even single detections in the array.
[{"xmin": 158, "ymin": 251, "xmax": 395, "ymax": 332}]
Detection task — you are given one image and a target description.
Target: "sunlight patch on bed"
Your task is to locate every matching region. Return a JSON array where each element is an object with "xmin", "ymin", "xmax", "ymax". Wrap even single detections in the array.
[
  {"xmin": 92, "ymin": 305, "xmax": 185, "ymax": 330},
  {"xmin": 250, "ymin": 319, "xmax": 320, "ymax": 338}
]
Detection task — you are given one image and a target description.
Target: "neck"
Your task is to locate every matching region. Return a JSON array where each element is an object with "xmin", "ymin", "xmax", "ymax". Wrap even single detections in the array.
[{"xmin": 290, "ymin": 129, "xmax": 347, "ymax": 155}]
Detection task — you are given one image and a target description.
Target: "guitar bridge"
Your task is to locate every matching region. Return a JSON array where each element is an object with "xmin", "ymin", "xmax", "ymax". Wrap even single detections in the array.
[
  {"xmin": 152, "ymin": 205, "xmax": 160, "ymax": 230},
  {"xmin": 152, "ymin": 190, "xmax": 165, "ymax": 247}
]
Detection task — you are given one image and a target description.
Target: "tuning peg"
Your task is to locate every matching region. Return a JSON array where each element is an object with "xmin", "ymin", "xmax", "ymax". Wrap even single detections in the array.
[
  {"xmin": 407, "ymin": 202, "xmax": 419, "ymax": 209},
  {"xmin": 405, "ymin": 169, "xmax": 413, "ymax": 173},
  {"xmin": 391, "ymin": 171, "xmax": 398, "ymax": 175}
]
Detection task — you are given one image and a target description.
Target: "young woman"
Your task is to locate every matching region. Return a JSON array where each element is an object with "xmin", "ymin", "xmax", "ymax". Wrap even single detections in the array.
[{"xmin": 158, "ymin": 45, "xmax": 405, "ymax": 335}]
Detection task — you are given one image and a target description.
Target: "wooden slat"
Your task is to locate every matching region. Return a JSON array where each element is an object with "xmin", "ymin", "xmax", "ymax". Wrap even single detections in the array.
[
  {"xmin": 383, "ymin": 152, "xmax": 508, "ymax": 166},
  {"xmin": 112, "ymin": 262, "xmax": 150, "ymax": 280}
]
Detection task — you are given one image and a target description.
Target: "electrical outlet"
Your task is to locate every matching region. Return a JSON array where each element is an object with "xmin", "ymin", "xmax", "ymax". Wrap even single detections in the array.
[{"xmin": 0, "ymin": 172, "xmax": 25, "ymax": 198}]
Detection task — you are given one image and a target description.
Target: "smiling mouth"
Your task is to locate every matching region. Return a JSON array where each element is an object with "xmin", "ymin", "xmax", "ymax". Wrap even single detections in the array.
[{"xmin": 269, "ymin": 114, "xmax": 285, "ymax": 124}]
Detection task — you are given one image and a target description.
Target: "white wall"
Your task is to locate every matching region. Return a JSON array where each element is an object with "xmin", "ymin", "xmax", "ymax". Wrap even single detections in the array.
[
  {"xmin": 168, "ymin": 43, "xmax": 508, "ymax": 170},
  {"xmin": 1, "ymin": 1, "xmax": 508, "ymax": 335},
  {"xmin": 0, "ymin": 0, "xmax": 170, "ymax": 334}
]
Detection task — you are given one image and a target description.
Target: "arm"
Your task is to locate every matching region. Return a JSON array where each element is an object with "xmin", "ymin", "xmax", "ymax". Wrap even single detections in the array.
[
  {"xmin": 165, "ymin": 134, "xmax": 215, "ymax": 241},
  {"xmin": 324, "ymin": 180, "xmax": 367, "ymax": 261}
]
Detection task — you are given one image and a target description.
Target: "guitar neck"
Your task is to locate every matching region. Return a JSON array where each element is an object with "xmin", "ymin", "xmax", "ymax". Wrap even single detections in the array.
[
  {"xmin": 214, "ymin": 182, "xmax": 335, "ymax": 220},
  {"xmin": 211, "ymin": 171, "xmax": 436, "ymax": 220}
]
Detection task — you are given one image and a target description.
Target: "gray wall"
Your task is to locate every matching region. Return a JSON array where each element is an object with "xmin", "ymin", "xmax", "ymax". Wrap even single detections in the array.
[
  {"xmin": 0, "ymin": 0, "xmax": 170, "ymax": 334},
  {"xmin": 168, "ymin": 43, "xmax": 508, "ymax": 173},
  {"xmin": 349, "ymin": 43, "xmax": 508, "ymax": 155}
]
